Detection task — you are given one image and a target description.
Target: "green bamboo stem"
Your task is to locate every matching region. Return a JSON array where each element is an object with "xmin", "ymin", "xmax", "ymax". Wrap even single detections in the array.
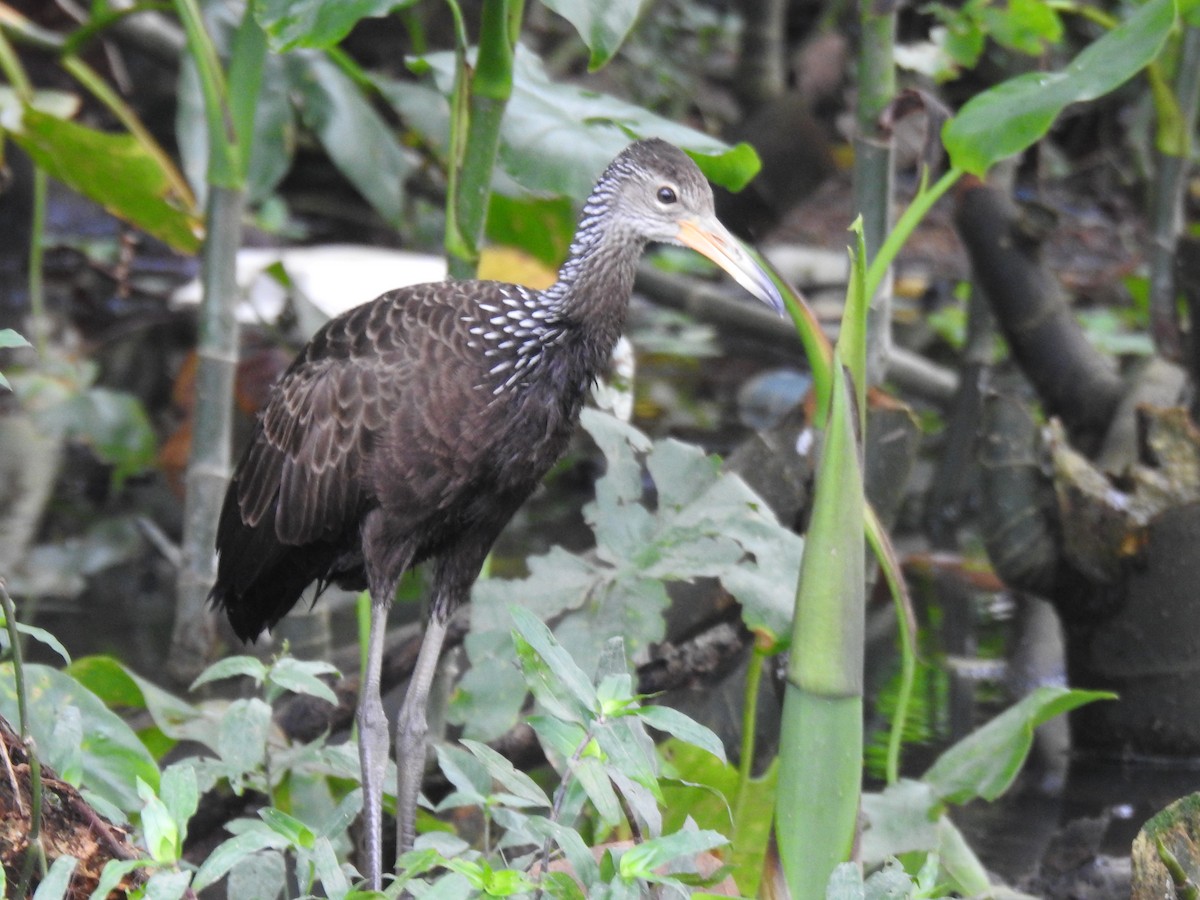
[
  {"xmin": 855, "ymin": 0, "xmax": 896, "ymax": 386},
  {"xmin": 777, "ymin": 360, "xmax": 866, "ymax": 899},
  {"xmin": 172, "ymin": 0, "xmax": 239, "ymax": 186},
  {"xmin": 169, "ymin": 183, "xmax": 245, "ymax": 682},
  {"xmin": 1147, "ymin": 24, "xmax": 1200, "ymax": 359},
  {"xmin": 445, "ymin": 0, "xmax": 519, "ymax": 278}
]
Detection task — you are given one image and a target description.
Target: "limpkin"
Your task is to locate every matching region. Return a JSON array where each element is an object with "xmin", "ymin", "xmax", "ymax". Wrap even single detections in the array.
[{"xmin": 210, "ymin": 138, "xmax": 784, "ymax": 888}]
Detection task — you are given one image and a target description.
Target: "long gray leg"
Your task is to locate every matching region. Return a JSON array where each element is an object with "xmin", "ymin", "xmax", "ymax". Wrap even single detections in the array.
[
  {"xmin": 395, "ymin": 610, "xmax": 450, "ymax": 855},
  {"xmin": 356, "ymin": 601, "xmax": 390, "ymax": 890}
]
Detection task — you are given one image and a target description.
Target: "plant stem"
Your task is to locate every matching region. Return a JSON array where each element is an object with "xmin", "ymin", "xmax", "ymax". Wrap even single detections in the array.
[
  {"xmin": 1148, "ymin": 24, "xmax": 1200, "ymax": 359},
  {"xmin": 169, "ymin": 184, "xmax": 245, "ymax": 681},
  {"xmin": 733, "ymin": 643, "xmax": 765, "ymax": 824},
  {"xmin": 1, "ymin": 583, "xmax": 48, "ymax": 892},
  {"xmin": 855, "ymin": 0, "xmax": 896, "ymax": 386},
  {"xmin": 28, "ymin": 167, "xmax": 47, "ymax": 359},
  {"xmin": 865, "ymin": 167, "xmax": 962, "ymax": 304},
  {"xmin": 446, "ymin": 0, "xmax": 518, "ymax": 278}
]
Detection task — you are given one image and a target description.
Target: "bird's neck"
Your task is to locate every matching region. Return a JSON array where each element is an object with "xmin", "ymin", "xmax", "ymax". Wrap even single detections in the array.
[{"xmin": 542, "ymin": 206, "xmax": 645, "ymax": 369}]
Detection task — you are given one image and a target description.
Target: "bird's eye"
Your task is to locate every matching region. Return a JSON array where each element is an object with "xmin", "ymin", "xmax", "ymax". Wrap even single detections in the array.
[{"xmin": 657, "ymin": 186, "xmax": 677, "ymax": 205}]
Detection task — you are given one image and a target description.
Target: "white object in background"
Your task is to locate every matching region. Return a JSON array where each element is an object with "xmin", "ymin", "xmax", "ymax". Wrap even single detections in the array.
[{"xmin": 172, "ymin": 245, "xmax": 447, "ymax": 338}]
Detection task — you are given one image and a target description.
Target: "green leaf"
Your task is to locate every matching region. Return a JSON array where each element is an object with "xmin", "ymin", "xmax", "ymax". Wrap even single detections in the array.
[
  {"xmin": 190, "ymin": 656, "xmax": 268, "ymax": 691},
  {"xmin": 260, "ymin": 807, "xmax": 317, "ymax": 848},
  {"xmin": 923, "ymin": 686, "xmax": 1114, "ymax": 804},
  {"xmin": 226, "ymin": 849, "xmax": 285, "ymax": 900},
  {"xmin": 540, "ymin": 0, "xmax": 656, "ymax": 70},
  {"xmin": 826, "ymin": 862, "xmax": 866, "ymax": 900},
  {"xmin": 217, "ymin": 698, "xmax": 272, "ymax": 776},
  {"xmin": 256, "ymin": 0, "xmax": 410, "ymax": 50},
  {"xmin": 138, "ymin": 776, "xmax": 179, "ymax": 863},
  {"xmin": 32, "ymin": 855, "xmax": 77, "ymax": 900},
  {"xmin": 511, "ymin": 605, "xmax": 598, "ymax": 717},
  {"xmin": 618, "ymin": 829, "xmax": 727, "ymax": 879},
  {"xmin": 90, "ymin": 859, "xmax": 150, "ymax": 900},
  {"xmin": 637, "ymin": 706, "xmax": 725, "ymax": 762},
  {"xmin": 267, "ymin": 657, "xmax": 339, "ymax": 705},
  {"xmin": 385, "ymin": 47, "xmax": 760, "ymax": 199},
  {"xmin": 159, "ymin": 764, "xmax": 200, "ymax": 847},
  {"xmin": 7, "ymin": 107, "xmax": 200, "ymax": 253},
  {"xmin": 0, "ymin": 329, "xmax": 30, "ymax": 349},
  {"xmin": 935, "ymin": 814, "xmax": 992, "ymax": 896},
  {"xmin": 192, "ymin": 830, "xmax": 290, "ymax": 893},
  {"xmin": 659, "ymin": 740, "xmax": 778, "ymax": 896},
  {"xmin": 0, "ymin": 663, "xmax": 160, "ymax": 817},
  {"xmin": 68, "ymin": 655, "xmax": 206, "ymax": 756},
  {"xmin": 61, "ymin": 387, "xmax": 156, "ymax": 485},
  {"xmin": 286, "ymin": 51, "xmax": 411, "ymax": 228},
  {"xmin": 860, "ymin": 779, "xmax": 939, "ymax": 863},
  {"xmin": 943, "ymin": 0, "xmax": 1177, "ymax": 175},
  {"xmin": 0, "ymin": 619, "xmax": 71, "ymax": 665},
  {"xmin": 460, "ymin": 739, "xmax": 551, "ymax": 808}
]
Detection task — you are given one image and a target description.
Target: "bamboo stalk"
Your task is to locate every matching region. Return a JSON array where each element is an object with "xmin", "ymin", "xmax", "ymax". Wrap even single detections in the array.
[
  {"xmin": 854, "ymin": 0, "xmax": 896, "ymax": 386},
  {"xmin": 445, "ymin": 0, "xmax": 519, "ymax": 279}
]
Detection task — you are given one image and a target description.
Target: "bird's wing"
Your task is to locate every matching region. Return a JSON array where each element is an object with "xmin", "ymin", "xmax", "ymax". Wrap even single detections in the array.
[{"xmin": 233, "ymin": 283, "xmax": 501, "ymax": 546}]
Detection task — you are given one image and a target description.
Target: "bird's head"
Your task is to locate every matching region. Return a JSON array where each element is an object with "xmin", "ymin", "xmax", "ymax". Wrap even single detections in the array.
[{"xmin": 603, "ymin": 139, "xmax": 785, "ymax": 315}]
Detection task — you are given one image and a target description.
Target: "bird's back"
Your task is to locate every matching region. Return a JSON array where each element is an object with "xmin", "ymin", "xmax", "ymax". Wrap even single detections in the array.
[{"xmin": 211, "ymin": 279, "xmax": 593, "ymax": 641}]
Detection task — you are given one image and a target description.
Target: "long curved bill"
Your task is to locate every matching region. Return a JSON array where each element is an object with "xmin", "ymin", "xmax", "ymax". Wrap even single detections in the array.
[{"xmin": 677, "ymin": 216, "xmax": 785, "ymax": 315}]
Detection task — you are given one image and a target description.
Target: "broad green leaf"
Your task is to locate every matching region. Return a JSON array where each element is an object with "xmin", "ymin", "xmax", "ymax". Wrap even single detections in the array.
[
  {"xmin": 435, "ymin": 744, "xmax": 491, "ymax": 807},
  {"xmin": 923, "ymin": 686, "xmax": 1114, "ymax": 804},
  {"xmin": 541, "ymin": 0, "xmax": 656, "ymax": 70},
  {"xmin": 139, "ymin": 869, "xmax": 192, "ymax": 899},
  {"xmin": 68, "ymin": 655, "xmax": 206, "ymax": 755},
  {"xmin": 59, "ymin": 387, "xmax": 156, "ymax": 485},
  {"xmin": 260, "ymin": 807, "xmax": 316, "ymax": 848},
  {"xmin": 943, "ymin": 0, "xmax": 1177, "ymax": 175},
  {"xmin": 7, "ymin": 107, "xmax": 200, "ymax": 252},
  {"xmin": 486, "ymin": 193, "xmax": 575, "ymax": 267},
  {"xmin": 286, "ymin": 51, "xmax": 411, "ymax": 227},
  {"xmin": 256, "ymin": 0, "xmax": 412, "ymax": 50},
  {"xmin": 385, "ymin": 47, "xmax": 761, "ymax": 199},
  {"xmin": 860, "ymin": 778, "xmax": 939, "ymax": 863},
  {"xmin": 217, "ymin": 698, "xmax": 272, "ymax": 776},
  {"xmin": 308, "ymin": 836, "xmax": 350, "ymax": 897},
  {"xmin": 826, "ymin": 863, "xmax": 866, "ymax": 900},
  {"xmin": 511, "ymin": 605, "xmax": 598, "ymax": 715},
  {"xmin": 618, "ymin": 829, "xmax": 727, "ymax": 879},
  {"xmin": 659, "ymin": 740, "xmax": 778, "ymax": 896},
  {"xmin": 455, "ymin": 410, "xmax": 800, "ymax": 738},
  {"xmin": 159, "ymin": 764, "xmax": 199, "ymax": 847},
  {"xmin": 0, "ymin": 329, "xmax": 30, "ymax": 349},
  {"xmin": 935, "ymin": 815, "xmax": 992, "ymax": 896},
  {"xmin": 0, "ymin": 663, "xmax": 159, "ymax": 817},
  {"xmin": 226, "ymin": 850, "xmax": 285, "ymax": 900},
  {"xmin": 90, "ymin": 859, "xmax": 150, "ymax": 900},
  {"xmin": 637, "ymin": 706, "xmax": 725, "ymax": 762},
  {"xmin": 191, "ymin": 655, "xmax": 268, "ymax": 690},
  {"xmin": 575, "ymin": 755, "xmax": 623, "ymax": 827},
  {"xmin": 453, "ymin": 548, "xmax": 599, "ymax": 740},
  {"xmin": 51, "ymin": 706, "xmax": 83, "ymax": 785},
  {"xmin": 138, "ymin": 777, "xmax": 179, "ymax": 863},
  {"xmin": 32, "ymin": 855, "xmax": 77, "ymax": 900},
  {"xmin": 267, "ymin": 657, "xmax": 339, "ymax": 705},
  {"xmin": 460, "ymin": 739, "xmax": 551, "ymax": 807},
  {"xmin": 192, "ymin": 829, "xmax": 290, "ymax": 893}
]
